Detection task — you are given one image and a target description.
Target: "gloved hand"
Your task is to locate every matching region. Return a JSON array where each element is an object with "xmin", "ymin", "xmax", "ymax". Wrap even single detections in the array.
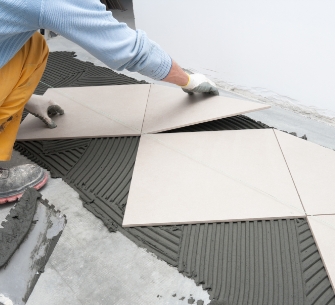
[
  {"xmin": 181, "ymin": 74, "xmax": 219, "ymax": 96},
  {"xmin": 24, "ymin": 94, "xmax": 64, "ymax": 129}
]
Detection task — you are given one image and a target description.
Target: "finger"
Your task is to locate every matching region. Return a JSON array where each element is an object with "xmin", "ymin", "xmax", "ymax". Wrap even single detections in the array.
[
  {"xmin": 203, "ymin": 85, "xmax": 219, "ymax": 96},
  {"xmin": 48, "ymin": 100, "xmax": 65, "ymax": 115},
  {"xmin": 30, "ymin": 112, "xmax": 58, "ymax": 129},
  {"xmin": 210, "ymin": 86, "xmax": 220, "ymax": 96},
  {"xmin": 45, "ymin": 120, "xmax": 57, "ymax": 129},
  {"xmin": 182, "ymin": 88, "xmax": 194, "ymax": 95},
  {"xmin": 40, "ymin": 114, "xmax": 57, "ymax": 129},
  {"xmin": 47, "ymin": 105, "xmax": 64, "ymax": 116}
]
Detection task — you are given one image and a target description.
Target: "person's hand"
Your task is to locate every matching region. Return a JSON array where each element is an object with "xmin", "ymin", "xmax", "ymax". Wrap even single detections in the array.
[
  {"xmin": 162, "ymin": 60, "xmax": 219, "ymax": 95},
  {"xmin": 181, "ymin": 74, "xmax": 219, "ymax": 96},
  {"xmin": 24, "ymin": 94, "xmax": 64, "ymax": 129}
]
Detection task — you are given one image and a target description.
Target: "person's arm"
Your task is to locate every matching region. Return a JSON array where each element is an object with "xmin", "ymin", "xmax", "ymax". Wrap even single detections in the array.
[
  {"xmin": 32, "ymin": 0, "xmax": 219, "ymax": 129},
  {"xmin": 162, "ymin": 60, "xmax": 189, "ymax": 86},
  {"xmin": 39, "ymin": 0, "xmax": 218, "ymax": 94},
  {"xmin": 40, "ymin": 0, "xmax": 171, "ymax": 80},
  {"xmin": 162, "ymin": 60, "xmax": 219, "ymax": 95}
]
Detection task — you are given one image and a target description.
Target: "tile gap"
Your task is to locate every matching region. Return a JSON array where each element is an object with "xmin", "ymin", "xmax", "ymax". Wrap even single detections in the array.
[
  {"xmin": 140, "ymin": 84, "xmax": 152, "ymax": 134},
  {"xmin": 273, "ymin": 128, "xmax": 307, "ymax": 215}
]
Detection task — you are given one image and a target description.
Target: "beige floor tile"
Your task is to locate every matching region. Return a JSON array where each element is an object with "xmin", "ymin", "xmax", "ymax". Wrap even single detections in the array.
[
  {"xmin": 17, "ymin": 85, "xmax": 148, "ymax": 140},
  {"xmin": 275, "ymin": 130, "xmax": 335, "ymax": 215},
  {"xmin": 123, "ymin": 130, "xmax": 304, "ymax": 227},
  {"xmin": 141, "ymin": 85, "xmax": 270, "ymax": 134},
  {"xmin": 308, "ymin": 215, "xmax": 335, "ymax": 290}
]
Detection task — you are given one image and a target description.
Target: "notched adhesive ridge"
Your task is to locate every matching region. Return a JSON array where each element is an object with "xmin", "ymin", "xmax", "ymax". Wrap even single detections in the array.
[
  {"xmin": 14, "ymin": 139, "xmax": 90, "ymax": 178},
  {"xmin": 15, "ymin": 137, "xmax": 183, "ymax": 266},
  {"xmin": 296, "ymin": 219, "xmax": 335, "ymax": 305},
  {"xmin": 15, "ymin": 51, "xmax": 332, "ymax": 303},
  {"xmin": 65, "ymin": 137, "xmax": 183, "ymax": 265},
  {"xmin": 179, "ymin": 219, "xmax": 335, "ymax": 305},
  {"xmin": 33, "ymin": 52, "xmax": 147, "ymax": 96},
  {"xmin": 0, "ymin": 188, "xmax": 40, "ymax": 268}
]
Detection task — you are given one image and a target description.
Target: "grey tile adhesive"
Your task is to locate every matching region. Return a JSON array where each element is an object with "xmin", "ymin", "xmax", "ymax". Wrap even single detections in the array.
[
  {"xmin": 15, "ymin": 52, "xmax": 335, "ymax": 304},
  {"xmin": 0, "ymin": 188, "xmax": 67, "ymax": 304},
  {"xmin": 0, "ymin": 189, "xmax": 38, "ymax": 268}
]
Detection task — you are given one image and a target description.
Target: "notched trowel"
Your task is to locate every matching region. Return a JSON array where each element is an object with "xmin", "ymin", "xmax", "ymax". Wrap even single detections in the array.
[{"xmin": 0, "ymin": 188, "xmax": 67, "ymax": 305}]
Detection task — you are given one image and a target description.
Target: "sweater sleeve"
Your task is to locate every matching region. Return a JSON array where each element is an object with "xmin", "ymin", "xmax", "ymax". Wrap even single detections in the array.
[{"xmin": 39, "ymin": 0, "xmax": 172, "ymax": 80}]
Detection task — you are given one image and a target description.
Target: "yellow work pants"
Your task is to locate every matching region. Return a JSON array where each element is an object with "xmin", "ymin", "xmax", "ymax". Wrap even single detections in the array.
[{"xmin": 0, "ymin": 32, "xmax": 49, "ymax": 161}]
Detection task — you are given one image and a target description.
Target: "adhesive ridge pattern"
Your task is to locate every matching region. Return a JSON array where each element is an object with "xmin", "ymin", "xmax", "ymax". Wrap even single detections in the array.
[
  {"xmin": 22, "ymin": 51, "xmax": 147, "ymax": 121},
  {"xmin": 15, "ymin": 137, "xmax": 335, "ymax": 303},
  {"xmin": 179, "ymin": 219, "xmax": 335, "ymax": 305},
  {"xmin": 15, "ymin": 137, "xmax": 182, "ymax": 266},
  {"xmin": 34, "ymin": 51, "xmax": 147, "ymax": 96},
  {"xmin": 15, "ymin": 51, "xmax": 335, "ymax": 304}
]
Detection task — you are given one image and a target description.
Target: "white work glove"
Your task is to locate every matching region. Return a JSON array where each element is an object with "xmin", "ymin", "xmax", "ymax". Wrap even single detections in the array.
[
  {"xmin": 181, "ymin": 74, "xmax": 219, "ymax": 96},
  {"xmin": 24, "ymin": 94, "xmax": 64, "ymax": 129}
]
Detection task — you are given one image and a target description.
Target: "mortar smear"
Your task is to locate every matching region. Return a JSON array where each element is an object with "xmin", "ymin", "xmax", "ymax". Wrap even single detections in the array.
[{"xmin": 0, "ymin": 189, "xmax": 39, "ymax": 268}]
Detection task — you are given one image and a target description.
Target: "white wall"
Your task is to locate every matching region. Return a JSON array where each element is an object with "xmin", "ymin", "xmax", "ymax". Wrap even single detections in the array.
[{"xmin": 133, "ymin": 0, "xmax": 335, "ymax": 122}]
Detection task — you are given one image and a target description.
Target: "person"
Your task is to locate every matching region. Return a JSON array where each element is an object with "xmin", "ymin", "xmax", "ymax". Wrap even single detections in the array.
[{"xmin": 0, "ymin": 0, "xmax": 219, "ymax": 204}]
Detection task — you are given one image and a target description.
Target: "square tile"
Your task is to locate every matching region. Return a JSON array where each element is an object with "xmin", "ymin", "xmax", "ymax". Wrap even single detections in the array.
[
  {"xmin": 17, "ymin": 84, "xmax": 150, "ymax": 140},
  {"xmin": 275, "ymin": 130, "xmax": 335, "ymax": 215},
  {"xmin": 308, "ymin": 215, "xmax": 335, "ymax": 290},
  {"xmin": 123, "ymin": 129, "xmax": 304, "ymax": 227},
  {"xmin": 141, "ymin": 85, "xmax": 270, "ymax": 134}
]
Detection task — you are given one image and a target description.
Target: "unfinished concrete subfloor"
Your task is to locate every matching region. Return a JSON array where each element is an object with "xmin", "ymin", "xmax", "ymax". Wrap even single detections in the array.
[
  {"xmin": 27, "ymin": 178, "xmax": 210, "ymax": 305},
  {"xmin": 0, "ymin": 189, "xmax": 66, "ymax": 305},
  {"xmin": 11, "ymin": 51, "xmax": 335, "ymax": 304}
]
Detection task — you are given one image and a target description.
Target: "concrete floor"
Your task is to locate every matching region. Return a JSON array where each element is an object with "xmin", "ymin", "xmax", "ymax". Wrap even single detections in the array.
[
  {"xmin": 27, "ymin": 178, "xmax": 210, "ymax": 305},
  {"xmin": 2, "ymin": 1, "xmax": 335, "ymax": 304},
  {"xmin": 0, "ymin": 185, "xmax": 66, "ymax": 305},
  {"xmin": 1, "ymin": 154, "xmax": 210, "ymax": 305},
  {"xmin": 21, "ymin": 33, "xmax": 335, "ymax": 303}
]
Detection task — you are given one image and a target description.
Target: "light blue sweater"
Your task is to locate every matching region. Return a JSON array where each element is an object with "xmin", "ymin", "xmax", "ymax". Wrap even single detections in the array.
[{"xmin": 0, "ymin": 0, "xmax": 172, "ymax": 80}]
